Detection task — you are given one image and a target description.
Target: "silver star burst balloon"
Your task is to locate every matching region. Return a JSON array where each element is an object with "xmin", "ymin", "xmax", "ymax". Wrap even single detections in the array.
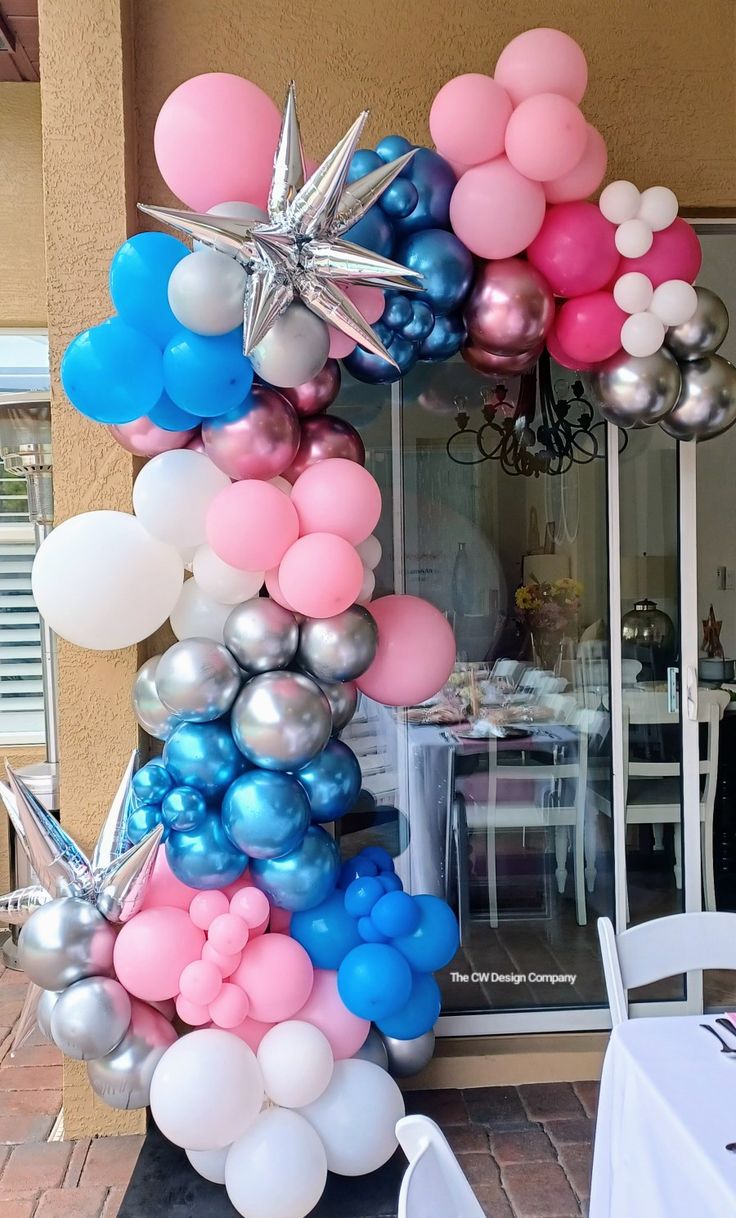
[{"xmin": 139, "ymin": 83, "xmax": 423, "ymax": 365}]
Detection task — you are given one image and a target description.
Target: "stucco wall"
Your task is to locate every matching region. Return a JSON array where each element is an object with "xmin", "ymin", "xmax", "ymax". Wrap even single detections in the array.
[{"xmin": 0, "ymin": 83, "xmax": 46, "ymax": 326}]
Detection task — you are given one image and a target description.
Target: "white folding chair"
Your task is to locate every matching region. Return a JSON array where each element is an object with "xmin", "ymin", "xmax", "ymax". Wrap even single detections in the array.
[
  {"xmin": 396, "ymin": 1115, "xmax": 486, "ymax": 1218},
  {"xmin": 597, "ymin": 911, "xmax": 736, "ymax": 1025}
]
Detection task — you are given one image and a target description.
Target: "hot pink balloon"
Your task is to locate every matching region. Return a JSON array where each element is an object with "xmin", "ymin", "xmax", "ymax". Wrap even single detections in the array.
[
  {"xmin": 544, "ymin": 124, "xmax": 607, "ymax": 204},
  {"xmin": 229, "ymin": 1015, "xmax": 274, "ymax": 1052},
  {"xmin": 345, "ymin": 284, "xmax": 385, "ymax": 325},
  {"xmin": 283, "ymin": 415, "xmax": 365, "ymax": 483},
  {"xmin": 142, "ymin": 851, "xmax": 199, "ymax": 911},
  {"xmin": 232, "ymin": 933, "xmax": 313, "ymax": 1023},
  {"xmin": 109, "ymin": 418, "xmax": 197, "ymax": 456},
  {"xmin": 554, "ymin": 292, "xmax": 626, "ymax": 364},
  {"xmin": 429, "ymin": 73, "xmax": 513, "ymax": 167},
  {"xmin": 527, "ymin": 201, "xmax": 620, "ymax": 298},
  {"xmin": 291, "ymin": 458, "xmax": 381, "ymax": 545},
  {"xmin": 281, "ymin": 360, "xmax": 342, "ymax": 417},
  {"xmin": 328, "ymin": 329, "xmax": 357, "ymax": 359},
  {"xmin": 545, "ymin": 326, "xmax": 597, "ymax": 372},
  {"xmin": 617, "ymin": 217, "xmax": 702, "ymax": 287},
  {"xmin": 450, "ymin": 157, "xmax": 546, "ymax": 259},
  {"xmin": 154, "ymin": 73, "xmax": 282, "ymax": 211},
  {"xmin": 505, "ymin": 93, "xmax": 587, "ymax": 183},
  {"xmin": 357, "ymin": 595, "xmax": 456, "ymax": 707},
  {"xmin": 293, "ymin": 968, "xmax": 369, "ymax": 1060},
  {"xmin": 209, "ymin": 982, "xmax": 250, "ymax": 1029},
  {"xmin": 265, "ymin": 566, "xmax": 299, "ymax": 612},
  {"xmin": 279, "ymin": 533, "xmax": 364, "ymax": 619},
  {"xmin": 495, "ymin": 27, "xmax": 588, "ymax": 105},
  {"xmin": 462, "ymin": 342, "xmax": 543, "ymax": 376},
  {"xmin": 206, "ymin": 480, "xmax": 299, "ymax": 571},
  {"xmin": 463, "ymin": 258, "xmax": 554, "ymax": 356},
  {"xmin": 114, "ymin": 907, "xmax": 205, "ymax": 1002},
  {"xmin": 202, "ymin": 385, "xmax": 300, "ymax": 480}
]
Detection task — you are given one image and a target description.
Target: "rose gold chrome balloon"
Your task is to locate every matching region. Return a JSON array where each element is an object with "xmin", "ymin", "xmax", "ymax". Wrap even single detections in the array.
[
  {"xmin": 281, "ymin": 359, "xmax": 342, "ymax": 417},
  {"xmin": 463, "ymin": 258, "xmax": 554, "ymax": 356},
  {"xmin": 462, "ymin": 342, "xmax": 543, "ymax": 375},
  {"xmin": 109, "ymin": 418, "xmax": 197, "ymax": 456},
  {"xmin": 202, "ymin": 385, "xmax": 300, "ymax": 480},
  {"xmin": 283, "ymin": 416, "xmax": 365, "ymax": 483}
]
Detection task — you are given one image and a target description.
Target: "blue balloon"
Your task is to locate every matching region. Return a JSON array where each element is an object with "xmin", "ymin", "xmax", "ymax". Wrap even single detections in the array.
[
  {"xmin": 163, "ymin": 720, "xmax": 245, "ymax": 799},
  {"xmin": 338, "ymin": 856, "xmax": 379, "ymax": 888},
  {"xmin": 291, "ymin": 889, "xmax": 362, "ymax": 968},
  {"xmin": 345, "ymin": 875, "xmax": 384, "ymax": 918},
  {"xmin": 392, "ymin": 894, "xmax": 460, "ymax": 972},
  {"xmin": 109, "ymin": 232, "xmax": 188, "ymax": 347},
  {"xmin": 375, "ymin": 135, "xmax": 414, "ymax": 166},
  {"xmin": 337, "ymin": 943, "xmax": 413, "ymax": 1020},
  {"xmin": 419, "ymin": 311, "xmax": 466, "ymax": 362},
  {"xmin": 295, "ymin": 740, "xmax": 362, "ymax": 823},
  {"xmin": 396, "ymin": 230, "xmax": 473, "ymax": 315},
  {"xmin": 163, "ymin": 328, "xmax": 254, "ymax": 418},
  {"xmin": 358, "ymin": 916, "xmax": 388, "ymax": 943},
  {"xmin": 127, "ymin": 803, "xmax": 165, "ymax": 845},
  {"xmin": 377, "ymin": 872, "xmax": 404, "ymax": 894},
  {"xmin": 223, "ymin": 770, "xmax": 310, "ymax": 859},
  {"xmin": 345, "ymin": 207, "xmax": 395, "ymax": 258},
  {"xmin": 250, "ymin": 825, "xmax": 339, "ymax": 912},
  {"xmin": 381, "ymin": 179, "xmax": 419, "ymax": 220},
  {"xmin": 392, "ymin": 148, "xmax": 456, "ymax": 235},
  {"xmin": 61, "ymin": 318, "xmax": 163, "ymax": 424},
  {"xmin": 161, "ymin": 785, "xmax": 208, "ymax": 832},
  {"xmin": 400, "ymin": 300, "xmax": 435, "ymax": 344},
  {"xmin": 371, "ymin": 891, "xmax": 420, "ymax": 938},
  {"xmin": 360, "ymin": 846, "xmax": 396, "ymax": 873},
  {"xmin": 382, "ymin": 294, "xmax": 413, "ymax": 330},
  {"xmin": 377, "ymin": 972, "xmax": 441, "ymax": 1039},
  {"xmin": 132, "ymin": 759, "xmax": 173, "ymax": 805},
  {"xmin": 348, "ymin": 148, "xmax": 383, "ymax": 182},
  {"xmin": 166, "ymin": 812, "xmax": 247, "ymax": 890},
  {"xmin": 148, "ymin": 392, "xmax": 201, "ymax": 431}
]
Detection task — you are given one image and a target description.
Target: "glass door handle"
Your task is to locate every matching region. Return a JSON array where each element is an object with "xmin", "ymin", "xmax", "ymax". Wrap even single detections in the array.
[{"xmin": 685, "ymin": 666, "xmax": 698, "ymax": 722}]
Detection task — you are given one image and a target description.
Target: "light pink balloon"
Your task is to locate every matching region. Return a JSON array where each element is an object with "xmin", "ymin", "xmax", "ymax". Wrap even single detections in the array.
[
  {"xmin": 114, "ymin": 906, "xmax": 205, "ymax": 1002},
  {"xmin": 175, "ymin": 994, "xmax": 211, "ymax": 1026},
  {"xmin": 526, "ymin": 201, "xmax": 619, "ymax": 298},
  {"xmin": 293, "ymin": 968, "xmax": 369, "ymax": 1060},
  {"xmin": 142, "ymin": 851, "xmax": 199, "ymax": 911},
  {"xmin": 206, "ymin": 480, "xmax": 299, "ymax": 571},
  {"xmin": 269, "ymin": 906, "xmax": 292, "ymax": 934},
  {"xmin": 186, "ymin": 432, "xmax": 206, "ymax": 453},
  {"xmin": 554, "ymin": 292, "xmax": 626, "ymax": 364},
  {"xmin": 232, "ymin": 933, "xmax": 314, "ymax": 1023},
  {"xmin": 344, "ymin": 284, "xmax": 385, "ymax": 324},
  {"xmin": 202, "ymin": 386, "xmax": 300, "ymax": 480},
  {"xmin": 283, "ymin": 416, "xmax": 365, "ymax": 484},
  {"xmin": 430, "ymin": 73, "xmax": 513, "ymax": 167},
  {"xmin": 281, "ymin": 360, "xmax": 342, "ymax": 418},
  {"xmin": 230, "ymin": 887, "xmax": 271, "ymax": 929},
  {"xmin": 229, "ymin": 1015, "xmax": 274, "ymax": 1051},
  {"xmin": 546, "ymin": 325, "xmax": 597, "ymax": 372},
  {"xmin": 279, "ymin": 534, "xmax": 364, "ymax": 619},
  {"xmin": 189, "ymin": 890, "xmax": 230, "ymax": 930},
  {"xmin": 505, "ymin": 93, "xmax": 587, "ymax": 183},
  {"xmin": 209, "ymin": 982, "xmax": 250, "ymax": 1029},
  {"xmin": 544, "ymin": 124, "xmax": 607, "ymax": 203},
  {"xmin": 179, "ymin": 959, "xmax": 223, "ymax": 1005},
  {"xmin": 109, "ymin": 418, "xmax": 197, "ymax": 457},
  {"xmin": 291, "ymin": 458, "xmax": 381, "ymax": 545},
  {"xmin": 356, "ymin": 595, "xmax": 456, "ymax": 707},
  {"xmin": 616, "ymin": 217, "xmax": 702, "ymax": 287},
  {"xmin": 265, "ymin": 567, "xmax": 299, "ymax": 612},
  {"xmin": 328, "ymin": 329, "xmax": 357, "ymax": 359},
  {"xmin": 495, "ymin": 27, "xmax": 588, "ymax": 106},
  {"xmin": 207, "ymin": 912, "xmax": 250, "ymax": 955},
  {"xmin": 201, "ymin": 941, "xmax": 242, "ymax": 978},
  {"xmin": 154, "ymin": 73, "xmax": 282, "ymax": 211},
  {"xmin": 450, "ymin": 157, "xmax": 546, "ymax": 259}
]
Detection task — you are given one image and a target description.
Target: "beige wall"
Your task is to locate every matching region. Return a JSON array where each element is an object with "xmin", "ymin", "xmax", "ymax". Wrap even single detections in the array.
[{"xmin": 0, "ymin": 83, "xmax": 46, "ymax": 326}]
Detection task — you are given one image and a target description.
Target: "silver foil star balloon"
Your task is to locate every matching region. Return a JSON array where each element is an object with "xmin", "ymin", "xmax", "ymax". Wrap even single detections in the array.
[{"xmin": 139, "ymin": 81, "xmax": 423, "ymax": 365}]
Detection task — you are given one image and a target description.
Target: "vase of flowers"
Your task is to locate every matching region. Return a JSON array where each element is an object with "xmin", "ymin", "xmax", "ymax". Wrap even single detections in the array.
[{"xmin": 515, "ymin": 577, "xmax": 583, "ymax": 674}]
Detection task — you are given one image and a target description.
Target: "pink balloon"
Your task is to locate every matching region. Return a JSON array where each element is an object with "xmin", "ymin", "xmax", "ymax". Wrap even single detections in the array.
[
  {"xmin": 495, "ymin": 27, "xmax": 588, "ymax": 106},
  {"xmin": 554, "ymin": 292, "xmax": 626, "ymax": 364},
  {"xmin": 209, "ymin": 982, "xmax": 250, "ymax": 1029},
  {"xmin": 154, "ymin": 73, "xmax": 282, "ymax": 211},
  {"xmin": 279, "ymin": 534, "xmax": 364, "ymax": 619},
  {"xmin": 206, "ymin": 480, "xmax": 299, "ymax": 571},
  {"xmin": 114, "ymin": 907, "xmax": 205, "ymax": 1001},
  {"xmin": 179, "ymin": 959, "xmax": 223, "ymax": 1005},
  {"xmin": 175, "ymin": 994, "xmax": 210, "ymax": 1026},
  {"xmin": 291, "ymin": 458, "xmax": 381, "ymax": 545},
  {"xmin": 142, "ymin": 851, "xmax": 199, "ymax": 912},
  {"xmin": 269, "ymin": 906, "xmax": 292, "ymax": 935},
  {"xmin": 229, "ymin": 887, "xmax": 271, "ymax": 929},
  {"xmin": 283, "ymin": 415, "xmax": 365, "ymax": 484},
  {"xmin": 617, "ymin": 217, "xmax": 702, "ymax": 287},
  {"xmin": 109, "ymin": 418, "xmax": 197, "ymax": 457},
  {"xmin": 207, "ymin": 912, "xmax": 250, "ymax": 955},
  {"xmin": 232, "ymin": 933, "xmax": 314, "ymax": 1023},
  {"xmin": 545, "ymin": 325, "xmax": 597, "ymax": 371},
  {"xmin": 201, "ymin": 941, "xmax": 242, "ymax": 978},
  {"xmin": 229, "ymin": 1015, "xmax": 274, "ymax": 1051},
  {"xmin": 450, "ymin": 157, "xmax": 546, "ymax": 259},
  {"xmin": 202, "ymin": 386, "xmax": 300, "ymax": 480},
  {"xmin": 265, "ymin": 567, "xmax": 299, "ymax": 612},
  {"xmin": 189, "ymin": 890, "xmax": 230, "ymax": 930},
  {"xmin": 430, "ymin": 73, "xmax": 513, "ymax": 168},
  {"xmin": 527, "ymin": 202, "xmax": 620, "ymax": 298},
  {"xmin": 356, "ymin": 595, "xmax": 456, "ymax": 707},
  {"xmin": 544, "ymin": 124, "xmax": 607, "ymax": 203},
  {"xmin": 344, "ymin": 284, "xmax": 385, "ymax": 325},
  {"xmin": 281, "ymin": 360, "xmax": 342, "ymax": 417},
  {"xmin": 463, "ymin": 258, "xmax": 554, "ymax": 355},
  {"xmin": 293, "ymin": 968, "xmax": 369, "ymax": 1060},
  {"xmin": 505, "ymin": 94, "xmax": 587, "ymax": 183},
  {"xmin": 462, "ymin": 342, "xmax": 543, "ymax": 375},
  {"xmin": 186, "ymin": 431, "xmax": 206, "ymax": 453},
  {"xmin": 328, "ymin": 329, "xmax": 357, "ymax": 359}
]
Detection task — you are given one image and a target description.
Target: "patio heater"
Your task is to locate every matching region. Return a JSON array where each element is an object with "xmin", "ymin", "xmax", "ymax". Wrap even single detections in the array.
[{"xmin": 0, "ymin": 392, "xmax": 59, "ymax": 967}]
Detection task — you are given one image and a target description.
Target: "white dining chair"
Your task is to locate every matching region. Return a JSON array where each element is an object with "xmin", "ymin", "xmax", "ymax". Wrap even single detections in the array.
[
  {"xmin": 597, "ymin": 911, "xmax": 736, "ymax": 1025},
  {"xmin": 396, "ymin": 1114, "xmax": 485, "ymax": 1218}
]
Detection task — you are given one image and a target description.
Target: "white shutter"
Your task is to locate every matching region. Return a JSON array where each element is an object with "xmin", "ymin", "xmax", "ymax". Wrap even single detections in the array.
[{"xmin": 0, "ymin": 519, "xmax": 45, "ymax": 746}]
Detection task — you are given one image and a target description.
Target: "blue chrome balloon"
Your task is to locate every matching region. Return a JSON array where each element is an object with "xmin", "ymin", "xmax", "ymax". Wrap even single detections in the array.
[
  {"xmin": 132, "ymin": 759, "xmax": 173, "ymax": 805},
  {"xmin": 344, "ymin": 876, "xmax": 384, "ymax": 919},
  {"xmin": 392, "ymin": 148, "xmax": 457, "ymax": 235},
  {"xmin": 148, "ymin": 391, "xmax": 201, "ymax": 431},
  {"xmin": 343, "ymin": 325, "xmax": 402, "ymax": 385},
  {"xmin": 377, "ymin": 971, "xmax": 441, "ymax": 1039},
  {"xmin": 345, "ymin": 207, "xmax": 394, "ymax": 258},
  {"xmin": 347, "ymin": 148, "xmax": 383, "ymax": 182},
  {"xmin": 161, "ymin": 785, "xmax": 208, "ymax": 832},
  {"xmin": 419, "ymin": 312, "xmax": 466, "ymax": 362},
  {"xmin": 337, "ymin": 943, "xmax": 412, "ymax": 1021},
  {"xmin": 396, "ymin": 230, "xmax": 473, "ymax": 315},
  {"xmin": 295, "ymin": 740, "xmax": 362, "ymax": 823},
  {"xmin": 61, "ymin": 318, "xmax": 163, "ymax": 424},
  {"xmin": 375, "ymin": 135, "xmax": 414, "ymax": 166},
  {"xmin": 381, "ymin": 179, "xmax": 419, "ymax": 219},
  {"xmin": 250, "ymin": 825, "xmax": 339, "ymax": 912},
  {"xmin": 165, "ymin": 812, "xmax": 247, "ymax": 889},
  {"xmin": 290, "ymin": 889, "xmax": 362, "ymax": 969},
  {"xmin": 109, "ymin": 232, "xmax": 188, "ymax": 347},
  {"xmin": 163, "ymin": 327, "xmax": 254, "ymax": 418},
  {"xmin": 400, "ymin": 301, "xmax": 435, "ymax": 344},
  {"xmin": 163, "ymin": 720, "xmax": 245, "ymax": 799},
  {"xmin": 392, "ymin": 894, "xmax": 460, "ymax": 972},
  {"xmin": 222, "ymin": 770, "xmax": 310, "ymax": 859},
  {"xmin": 127, "ymin": 803, "xmax": 165, "ymax": 845},
  {"xmin": 382, "ymin": 294, "xmax": 413, "ymax": 330},
  {"xmin": 371, "ymin": 891, "xmax": 420, "ymax": 937}
]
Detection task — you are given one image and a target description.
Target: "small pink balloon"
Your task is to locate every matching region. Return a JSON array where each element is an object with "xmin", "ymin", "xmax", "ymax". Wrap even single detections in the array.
[
  {"xmin": 186, "ymin": 431, "xmax": 206, "ymax": 453},
  {"xmin": 230, "ymin": 887, "xmax": 271, "ymax": 929},
  {"xmin": 356, "ymin": 595, "xmax": 457, "ymax": 707},
  {"xmin": 232, "ymin": 933, "xmax": 314, "ymax": 1023},
  {"xmin": 189, "ymin": 890, "xmax": 230, "ymax": 931},
  {"xmin": 463, "ymin": 258, "xmax": 554, "ymax": 355},
  {"xmin": 545, "ymin": 326, "xmax": 597, "ymax": 372},
  {"xmin": 229, "ymin": 1015, "xmax": 274, "ymax": 1051},
  {"xmin": 462, "ymin": 342, "xmax": 543, "ymax": 375},
  {"xmin": 281, "ymin": 360, "xmax": 342, "ymax": 417},
  {"xmin": 449, "ymin": 157, "xmax": 546, "ymax": 259},
  {"xmin": 291, "ymin": 458, "xmax": 382, "ymax": 545},
  {"xmin": 328, "ymin": 329, "xmax": 357, "ymax": 359},
  {"xmin": 209, "ymin": 982, "xmax": 250, "ymax": 1029},
  {"xmin": 265, "ymin": 567, "xmax": 299, "ymax": 612},
  {"xmin": 495, "ymin": 27, "xmax": 588, "ymax": 106},
  {"xmin": 344, "ymin": 284, "xmax": 385, "ymax": 325},
  {"xmin": 544, "ymin": 124, "xmax": 607, "ymax": 204},
  {"xmin": 201, "ymin": 941, "xmax": 242, "ymax": 978},
  {"xmin": 430, "ymin": 73, "xmax": 513, "ymax": 167},
  {"xmin": 293, "ymin": 968, "xmax": 369, "ymax": 1060},
  {"xmin": 617, "ymin": 217, "xmax": 701, "ymax": 287},
  {"xmin": 109, "ymin": 418, "xmax": 197, "ymax": 456},
  {"xmin": 505, "ymin": 93, "xmax": 587, "ymax": 183},
  {"xmin": 269, "ymin": 906, "xmax": 292, "ymax": 934},
  {"xmin": 175, "ymin": 994, "xmax": 211, "ymax": 1026},
  {"xmin": 283, "ymin": 415, "xmax": 365, "ymax": 484},
  {"xmin": 142, "ymin": 851, "xmax": 199, "ymax": 912},
  {"xmin": 206, "ymin": 480, "xmax": 299, "ymax": 571},
  {"xmin": 279, "ymin": 533, "xmax": 364, "ymax": 619},
  {"xmin": 554, "ymin": 292, "xmax": 626, "ymax": 364},
  {"xmin": 147, "ymin": 998, "xmax": 177, "ymax": 1021},
  {"xmin": 202, "ymin": 385, "xmax": 300, "ymax": 480},
  {"xmin": 527, "ymin": 201, "xmax": 619, "ymax": 298},
  {"xmin": 179, "ymin": 958, "xmax": 223, "ymax": 1005},
  {"xmin": 208, "ymin": 912, "xmax": 250, "ymax": 955},
  {"xmin": 114, "ymin": 907, "xmax": 205, "ymax": 1001}
]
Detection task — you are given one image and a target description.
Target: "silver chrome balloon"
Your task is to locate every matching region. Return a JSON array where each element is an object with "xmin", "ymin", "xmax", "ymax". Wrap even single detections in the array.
[
  {"xmin": 0, "ymin": 884, "xmax": 50, "ymax": 925},
  {"xmin": 297, "ymin": 606, "xmax": 378, "ymax": 682},
  {"xmin": 87, "ymin": 998, "xmax": 177, "ymax": 1110},
  {"xmin": 132, "ymin": 655, "xmax": 183, "ymax": 741},
  {"xmin": 382, "ymin": 1030, "xmax": 436, "ymax": 1078},
  {"xmin": 354, "ymin": 1026, "xmax": 389, "ymax": 1070},
  {"xmin": 660, "ymin": 354, "xmax": 736, "ymax": 442},
  {"xmin": 231, "ymin": 670, "xmax": 332, "ymax": 770},
  {"xmin": 6, "ymin": 766, "xmax": 95, "ymax": 899},
  {"xmin": 155, "ymin": 637, "xmax": 241, "ymax": 722},
  {"xmin": 37, "ymin": 987, "xmax": 62, "ymax": 1041},
  {"xmin": 11, "ymin": 983, "xmax": 43, "ymax": 1055},
  {"xmin": 665, "ymin": 286, "xmax": 729, "ymax": 361},
  {"xmin": 316, "ymin": 678, "xmax": 358, "ymax": 733},
  {"xmin": 50, "ymin": 976, "xmax": 132, "ymax": 1061},
  {"xmin": 18, "ymin": 897, "xmax": 116, "ymax": 991},
  {"xmin": 95, "ymin": 824, "xmax": 164, "ymax": 924},
  {"xmin": 224, "ymin": 599, "xmax": 299, "ymax": 674},
  {"xmin": 591, "ymin": 348, "xmax": 681, "ymax": 429},
  {"xmin": 91, "ymin": 750, "xmax": 139, "ymax": 872}
]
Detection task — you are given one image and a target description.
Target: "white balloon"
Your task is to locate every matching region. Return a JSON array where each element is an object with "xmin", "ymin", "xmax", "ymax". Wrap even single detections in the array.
[
  {"xmin": 186, "ymin": 1145, "xmax": 230, "ymax": 1184},
  {"xmin": 650, "ymin": 279, "xmax": 698, "ymax": 327},
  {"xmin": 168, "ymin": 250, "xmax": 248, "ymax": 337},
  {"xmin": 150, "ymin": 1029, "xmax": 264, "ymax": 1151},
  {"xmin": 615, "ymin": 218, "xmax": 653, "ymax": 259},
  {"xmin": 637, "ymin": 185, "xmax": 679, "ymax": 232},
  {"xmin": 599, "ymin": 180, "xmax": 641, "ymax": 225},
  {"xmin": 613, "ymin": 272, "xmax": 653, "ymax": 315},
  {"xmin": 257, "ymin": 1022, "xmax": 334, "ymax": 1109},
  {"xmin": 32, "ymin": 511, "xmax": 183, "ymax": 650},
  {"xmin": 620, "ymin": 311, "xmax": 666, "ymax": 358},
  {"xmin": 226, "ymin": 1108, "xmax": 327, "ymax": 1218},
  {"xmin": 192, "ymin": 546, "xmax": 264, "ymax": 605},
  {"xmin": 250, "ymin": 303, "xmax": 330, "ymax": 389},
  {"xmin": 170, "ymin": 579, "xmax": 232, "ymax": 643},
  {"xmin": 357, "ymin": 566, "xmax": 375, "ymax": 605},
  {"xmin": 133, "ymin": 450, "xmax": 230, "ymax": 551},
  {"xmin": 355, "ymin": 534, "xmax": 382, "ymax": 571},
  {"xmin": 298, "ymin": 1059, "xmax": 404, "ymax": 1176}
]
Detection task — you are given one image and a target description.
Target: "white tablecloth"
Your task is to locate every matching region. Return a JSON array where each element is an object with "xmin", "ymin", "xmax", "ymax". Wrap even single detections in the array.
[{"xmin": 590, "ymin": 1015, "xmax": 736, "ymax": 1218}]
